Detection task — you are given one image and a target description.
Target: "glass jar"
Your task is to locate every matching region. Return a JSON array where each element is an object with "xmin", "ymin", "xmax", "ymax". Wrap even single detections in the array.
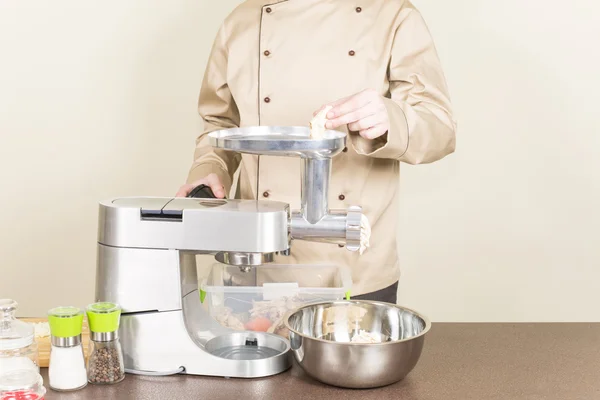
[
  {"xmin": 47, "ymin": 307, "xmax": 87, "ymax": 392},
  {"xmin": 86, "ymin": 302, "xmax": 125, "ymax": 385},
  {"xmin": 0, "ymin": 369, "xmax": 46, "ymax": 400},
  {"xmin": 0, "ymin": 300, "xmax": 39, "ymax": 374}
]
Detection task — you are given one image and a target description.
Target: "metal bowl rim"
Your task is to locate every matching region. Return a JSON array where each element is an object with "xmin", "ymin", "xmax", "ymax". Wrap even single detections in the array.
[
  {"xmin": 283, "ymin": 300, "xmax": 432, "ymax": 346},
  {"xmin": 208, "ymin": 126, "xmax": 347, "ymax": 141}
]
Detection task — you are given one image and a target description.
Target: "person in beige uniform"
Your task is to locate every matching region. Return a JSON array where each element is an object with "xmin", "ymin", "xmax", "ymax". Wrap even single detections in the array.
[{"xmin": 177, "ymin": 0, "xmax": 457, "ymax": 303}]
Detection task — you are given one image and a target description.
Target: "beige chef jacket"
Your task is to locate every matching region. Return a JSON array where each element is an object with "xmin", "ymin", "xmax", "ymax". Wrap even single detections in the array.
[{"xmin": 187, "ymin": 0, "xmax": 457, "ymax": 296}]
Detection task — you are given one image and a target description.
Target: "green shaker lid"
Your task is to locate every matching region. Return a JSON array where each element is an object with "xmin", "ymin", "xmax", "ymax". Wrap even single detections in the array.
[
  {"xmin": 47, "ymin": 306, "xmax": 84, "ymax": 338},
  {"xmin": 86, "ymin": 302, "xmax": 121, "ymax": 333}
]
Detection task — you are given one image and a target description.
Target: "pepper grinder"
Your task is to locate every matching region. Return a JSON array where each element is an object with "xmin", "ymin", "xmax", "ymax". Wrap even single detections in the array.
[{"xmin": 86, "ymin": 302, "xmax": 125, "ymax": 385}]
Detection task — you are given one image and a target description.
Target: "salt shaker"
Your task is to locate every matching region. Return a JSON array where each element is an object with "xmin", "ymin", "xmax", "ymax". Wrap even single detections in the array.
[
  {"xmin": 47, "ymin": 307, "xmax": 87, "ymax": 392},
  {"xmin": 86, "ymin": 302, "xmax": 125, "ymax": 385}
]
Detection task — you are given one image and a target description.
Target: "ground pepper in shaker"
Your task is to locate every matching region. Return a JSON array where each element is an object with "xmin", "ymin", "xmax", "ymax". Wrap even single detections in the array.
[
  {"xmin": 86, "ymin": 302, "xmax": 124, "ymax": 385},
  {"xmin": 47, "ymin": 307, "xmax": 87, "ymax": 392}
]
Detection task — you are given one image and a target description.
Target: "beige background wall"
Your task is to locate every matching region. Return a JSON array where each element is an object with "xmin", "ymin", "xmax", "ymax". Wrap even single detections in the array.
[{"xmin": 0, "ymin": 1, "xmax": 598, "ymax": 321}]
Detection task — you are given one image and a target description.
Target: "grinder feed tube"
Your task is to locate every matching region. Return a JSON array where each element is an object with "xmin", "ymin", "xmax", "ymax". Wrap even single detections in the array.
[
  {"xmin": 301, "ymin": 158, "xmax": 330, "ymax": 224},
  {"xmin": 295, "ymin": 155, "xmax": 370, "ymax": 254}
]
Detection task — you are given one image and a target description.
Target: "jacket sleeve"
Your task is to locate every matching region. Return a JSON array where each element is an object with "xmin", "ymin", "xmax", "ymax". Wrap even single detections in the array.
[
  {"xmin": 186, "ymin": 22, "xmax": 241, "ymax": 193},
  {"xmin": 351, "ymin": 5, "xmax": 457, "ymax": 164}
]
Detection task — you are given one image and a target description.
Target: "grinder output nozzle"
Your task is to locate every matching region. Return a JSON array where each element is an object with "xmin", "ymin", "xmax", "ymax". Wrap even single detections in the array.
[{"xmin": 289, "ymin": 206, "xmax": 370, "ymax": 254}]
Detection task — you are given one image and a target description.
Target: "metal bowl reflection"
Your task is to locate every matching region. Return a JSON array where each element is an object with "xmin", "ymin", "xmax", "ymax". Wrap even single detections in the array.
[{"xmin": 285, "ymin": 300, "xmax": 430, "ymax": 389}]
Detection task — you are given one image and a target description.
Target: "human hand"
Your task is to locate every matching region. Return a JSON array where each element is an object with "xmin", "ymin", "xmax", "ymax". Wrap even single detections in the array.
[
  {"xmin": 315, "ymin": 89, "xmax": 390, "ymax": 139},
  {"xmin": 175, "ymin": 173, "xmax": 226, "ymax": 198}
]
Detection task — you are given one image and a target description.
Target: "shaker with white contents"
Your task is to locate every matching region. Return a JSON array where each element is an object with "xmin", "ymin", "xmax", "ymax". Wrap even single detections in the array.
[{"xmin": 47, "ymin": 307, "xmax": 87, "ymax": 391}]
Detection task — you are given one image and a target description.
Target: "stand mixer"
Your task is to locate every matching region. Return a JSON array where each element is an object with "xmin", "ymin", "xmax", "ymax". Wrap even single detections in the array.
[{"xmin": 95, "ymin": 126, "xmax": 365, "ymax": 378}]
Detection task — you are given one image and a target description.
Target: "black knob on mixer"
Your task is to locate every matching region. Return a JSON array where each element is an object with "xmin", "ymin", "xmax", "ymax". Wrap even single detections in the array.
[{"xmin": 187, "ymin": 184, "xmax": 219, "ymax": 199}]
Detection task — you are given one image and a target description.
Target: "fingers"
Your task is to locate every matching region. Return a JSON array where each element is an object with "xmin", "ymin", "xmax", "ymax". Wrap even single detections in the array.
[
  {"xmin": 326, "ymin": 103, "xmax": 378, "ymax": 129},
  {"xmin": 328, "ymin": 96, "xmax": 371, "ymax": 122},
  {"xmin": 204, "ymin": 173, "xmax": 226, "ymax": 198},
  {"xmin": 347, "ymin": 112, "xmax": 386, "ymax": 132},
  {"xmin": 327, "ymin": 94, "xmax": 353, "ymax": 110},
  {"xmin": 312, "ymin": 104, "xmax": 327, "ymax": 117},
  {"xmin": 359, "ymin": 124, "xmax": 388, "ymax": 140},
  {"xmin": 175, "ymin": 183, "xmax": 195, "ymax": 197},
  {"xmin": 313, "ymin": 89, "xmax": 385, "ymax": 137},
  {"xmin": 327, "ymin": 89, "xmax": 378, "ymax": 119},
  {"xmin": 175, "ymin": 173, "xmax": 226, "ymax": 199},
  {"xmin": 313, "ymin": 89, "xmax": 375, "ymax": 118}
]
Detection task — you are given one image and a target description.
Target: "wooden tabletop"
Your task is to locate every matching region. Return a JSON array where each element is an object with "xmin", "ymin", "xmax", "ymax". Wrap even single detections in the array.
[{"xmin": 41, "ymin": 323, "xmax": 600, "ymax": 400}]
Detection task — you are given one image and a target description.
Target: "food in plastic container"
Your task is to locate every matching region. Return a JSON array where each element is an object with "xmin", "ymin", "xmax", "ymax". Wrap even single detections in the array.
[
  {"xmin": 201, "ymin": 264, "xmax": 352, "ymax": 338},
  {"xmin": 244, "ymin": 317, "xmax": 272, "ymax": 332}
]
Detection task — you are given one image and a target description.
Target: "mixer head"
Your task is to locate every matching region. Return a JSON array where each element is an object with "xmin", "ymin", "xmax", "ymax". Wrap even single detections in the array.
[{"xmin": 186, "ymin": 183, "xmax": 281, "ymax": 270}]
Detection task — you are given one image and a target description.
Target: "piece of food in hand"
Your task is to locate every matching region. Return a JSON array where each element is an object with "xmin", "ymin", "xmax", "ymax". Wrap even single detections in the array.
[
  {"xmin": 309, "ymin": 105, "xmax": 333, "ymax": 139},
  {"xmin": 245, "ymin": 317, "xmax": 273, "ymax": 332}
]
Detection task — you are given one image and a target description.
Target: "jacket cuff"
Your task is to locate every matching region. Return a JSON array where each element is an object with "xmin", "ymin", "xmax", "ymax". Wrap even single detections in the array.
[
  {"xmin": 187, "ymin": 163, "xmax": 233, "ymax": 194},
  {"xmin": 350, "ymin": 97, "xmax": 409, "ymax": 159}
]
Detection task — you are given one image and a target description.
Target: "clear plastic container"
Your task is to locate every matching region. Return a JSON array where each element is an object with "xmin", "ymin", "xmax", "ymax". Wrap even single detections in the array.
[
  {"xmin": 200, "ymin": 264, "xmax": 352, "ymax": 338},
  {"xmin": 0, "ymin": 300, "xmax": 39, "ymax": 374},
  {"xmin": 0, "ymin": 369, "xmax": 46, "ymax": 400}
]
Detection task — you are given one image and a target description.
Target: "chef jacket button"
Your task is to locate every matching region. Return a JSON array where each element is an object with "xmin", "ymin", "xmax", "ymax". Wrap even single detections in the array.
[
  {"xmin": 338, "ymin": 194, "xmax": 345, "ymax": 201},
  {"xmin": 264, "ymin": 97, "xmax": 271, "ymax": 103},
  {"xmin": 356, "ymin": 7, "xmax": 362, "ymax": 13},
  {"xmin": 265, "ymin": 7, "xmax": 272, "ymax": 13},
  {"xmin": 264, "ymin": 50, "xmax": 271, "ymax": 56},
  {"xmin": 348, "ymin": 50, "xmax": 356, "ymax": 56},
  {"xmin": 342, "ymin": 147, "xmax": 348, "ymax": 152},
  {"xmin": 263, "ymin": 191, "xmax": 270, "ymax": 198}
]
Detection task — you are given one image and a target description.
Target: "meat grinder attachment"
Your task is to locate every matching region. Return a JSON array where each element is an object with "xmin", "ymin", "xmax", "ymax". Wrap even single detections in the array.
[{"xmin": 207, "ymin": 126, "xmax": 364, "ymax": 267}]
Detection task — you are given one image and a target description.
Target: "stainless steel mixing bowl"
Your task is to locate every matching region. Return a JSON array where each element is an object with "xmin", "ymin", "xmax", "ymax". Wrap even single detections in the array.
[{"xmin": 285, "ymin": 300, "xmax": 431, "ymax": 389}]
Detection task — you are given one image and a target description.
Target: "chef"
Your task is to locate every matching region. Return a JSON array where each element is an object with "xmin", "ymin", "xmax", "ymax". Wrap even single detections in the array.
[{"xmin": 176, "ymin": 0, "xmax": 457, "ymax": 303}]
